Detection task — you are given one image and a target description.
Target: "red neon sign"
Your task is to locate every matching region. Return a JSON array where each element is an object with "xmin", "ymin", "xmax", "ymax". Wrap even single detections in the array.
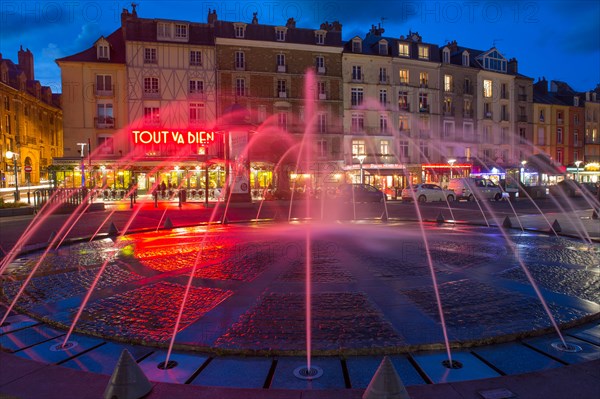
[{"xmin": 132, "ymin": 130, "xmax": 217, "ymax": 146}]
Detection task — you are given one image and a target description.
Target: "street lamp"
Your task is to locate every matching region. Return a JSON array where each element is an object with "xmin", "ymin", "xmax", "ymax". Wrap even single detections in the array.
[
  {"xmin": 448, "ymin": 158, "xmax": 456, "ymax": 179},
  {"xmin": 77, "ymin": 142, "xmax": 87, "ymax": 188},
  {"xmin": 354, "ymin": 154, "xmax": 366, "ymax": 184},
  {"xmin": 574, "ymin": 160, "xmax": 582, "ymax": 182},
  {"xmin": 520, "ymin": 160, "xmax": 527, "ymax": 184},
  {"xmin": 5, "ymin": 151, "xmax": 19, "ymax": 201}
]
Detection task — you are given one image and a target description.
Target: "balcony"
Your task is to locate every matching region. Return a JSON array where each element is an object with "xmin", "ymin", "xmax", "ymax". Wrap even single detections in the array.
[
  {"xmin": 419, "ymin": 82, "xmax": 428, "ymax": 88},
  {"xmin": 95, "ymin": 116, "xmax": 115, "ymax": 129},
  {"xmin": 189, "ymin": 91, "xmax": 205, "ymax": 99},
  {"xmin": 501, "ymin": 92, "xmax": 509, "ymax": 100},
  {"xmin": 484, "ymin": 111, "xmax": 493, "ymax": 119},
  {"xmin": 95, "ymin": 84, "xmax": 114, "ymax": 97},
  {"xmin": 519, "ymin": 115, "xmax": 528, "ymax": 122},
  {"xmin": 278, "ymin": 91, "xmax": 288, "ymax": 98},
  {"xmin": 463, "ymin": 86, "xmax": 473, "ymax": 95},
  {"xmin": 443, "ymin": 107, "xmax": 454, "ymax": 116},
  {"xmin": 317, "ymin": 66, "xmax": 326, "ymax": 74},
  {"xmin": 277, "ymin": 65, "xmax": 287, "ymax": 73},
  {"xmin": 351, "ymin": 75, "xmax": 363, "ymax": 83},
  {"xmin": 518, "ymin": 94, "xmax": 528, "ymax": 101},
  {"xmin": 143, "ymin": 90, "xmax": 160, "ymax": 99},
  {"xmin": 235, "ymin": 64, "xmax": 245, "ymax": 71},
  {"xmin": 399, "ymin": 80, "xmax": 409, "ymax": 86},
  {"xmin": 419, "ymin": 105, "xmax": 430, "ymax": 113},
  {"xmin": 379, "ymin": 75, "xmax": 390, "ymax": 84},
  {"xmin": 318, "ymin": 93, "xmax": 327, "ymax": 100},
  {"xmin": 557, "ymin": 118, "xmax": 564, "ymax": 124}
]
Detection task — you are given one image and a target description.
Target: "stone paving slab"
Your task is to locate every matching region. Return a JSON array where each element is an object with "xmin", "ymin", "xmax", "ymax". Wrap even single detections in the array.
[
  {"xmin": 138, "ymin": 350, "xmax": 209, "ymax": 384},
  {"xmin": 0, "ymin": 315, "xmax": 39, "ymax": 335},
  {"xmin": 567, "ymin": 322, "xmax": 600, "ymax": 345},
  {"xmin": 190, "ymin": 357, "xmax": 272, "ymax": 388},
  {"xmin": 0, "ymin": 325, "xmax": 64, "ymax": 353},
  {"xmin": 59, "ymin": 341, "xmax": 154, "ymax": 374},
  {"xmin": 471, "ymin": 342, "xmax": 563, "ymax": 375},
  {"xmin": 522, "ymin": 335, "xmax": 600, "ymax": 364},
  {"xmin": 345, "ymin": 355, "xmax": 426, "ymax": 389},
  {"xmin": 412, "ymin": 351, "xmax": 500, "ymax": 383},
  {"xmin": 12, "ymin": 334, "xmax": 104, "ymax": 364},
  {"xmin": 269, "ymin": 357, "xmax": 345, "ymax": 390}
]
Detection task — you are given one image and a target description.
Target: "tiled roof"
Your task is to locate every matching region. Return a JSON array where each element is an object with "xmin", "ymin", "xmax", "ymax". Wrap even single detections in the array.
[
  {"xmin": 125, "ymin": 19, "xmax": 214, "ymax": 46},
  {"xmin": 56, "ymin": 28, "xmax": 125, "ymax": 64}
]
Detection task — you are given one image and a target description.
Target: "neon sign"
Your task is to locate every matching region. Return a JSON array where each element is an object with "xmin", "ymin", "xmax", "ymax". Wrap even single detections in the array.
[{"xmin": 131, "ymin": 130, "xmax": 217, "ymax": 146}]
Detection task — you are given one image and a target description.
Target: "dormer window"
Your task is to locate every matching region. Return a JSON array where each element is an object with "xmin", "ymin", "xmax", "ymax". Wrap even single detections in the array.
[
  {"xmin": 443, "ymin": 48, "xmax": 450, "ymax": 63},
  {"xmin": 95, "ymin": 38, "xmax": 110, "ymax": 60},
  {"xmin": 275, "ymin": 27, "xmax": 287, "ymax": 42},
  {"xmin": 418, "ymin": 45, "xmax": 429, "ymax": 60},
  {"xmin": 462, "ymin": 51, "xmax": 469, "ymax": 66},
  {"xmin": 175, "ymin": 23, "xmax": 188, "ymax": 40},
  {"xmin": 478, "ymin": 49, "xmax": 507, "ymax": 73},
  {"xmin": 157, "ymin": 22, "xmax": 170, "ymax": 39},
  {"xmin": 315, "ymin": 30, "xmax": 326, "ymax": 45},
  {"xmin": 378, "ymin": 40, "xmax": 388, "ymax": 55},
  {"xmin": 574, "ymin": 97, "xmax": 580, "ymax": 107},
  {"xmin": 398, "ymin": 43, "xmax": 409, "ymax": 57},
  {"xmin": 234, "ymin": 23, "xmax": 247, "ymax": 38},
  {"xmin": 352, "ymin": 38, "xmax": 362, "ymax": 53}
]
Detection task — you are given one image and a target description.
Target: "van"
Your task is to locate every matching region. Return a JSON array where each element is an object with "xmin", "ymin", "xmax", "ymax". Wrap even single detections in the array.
[{"xmin": 448, "ymin": 178, "xmax": 503, "ymax": 201}]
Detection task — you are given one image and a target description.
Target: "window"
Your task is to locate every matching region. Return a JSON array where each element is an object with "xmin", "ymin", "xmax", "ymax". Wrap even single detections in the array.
[
  {"xmin": 419, "ymin": 93, "xmax": 429, "ymax": 112},
  {"xmin": 398, "ymin": 91, "xmax": 409, "ymax": 110},
  {"xmin": 317, "ymin": 139, "xmax": 328, "ymax": 157},
  {"xmin": 501, "ymin": 83, "xmax": 508, "ymax": 99},
  {"xmin": 380, "ymin": 115, "xmax": 388, "ymax": 133},
  {"xmin": 235, "ymin": 51, "xmax": 245, "ymax": 70},
  {"xmin": 574, "ymin": 97, "xmax": 580, "ymax": 107},
  {"xmin": 143, "ymin": 107, "xmax": 160, "ymax": 124},
  {"xmin": 419, "ymin": 72, "xmax": 428, "ymax": 87},
  {"xmin": 501, "ymin": 104, "xmax": 508, "ymax": 121},
  {"xmin": 5, "ymin": 114, "xmax": 11, "ymax": 134},
  {"xmin": 157, "ymin": 22, "xmax": 170, "ymax": 39},
  {"xmin": 574, "ymin": 129, "xmax": 579, "ymax": 146},
  {"xmin": 96, "ymin": 74, "xmax": 112, "ymax": 94},
  {"xmin": 278, "ymin": 112, "xmax": 288, "ymax": 130},
  {"xmin": 501, "ymin": 127, "xmax": 509, "ymax": 144},
  {"xmin": 318, "ymin": 113, "xmax": 327, "ymax": 133},
  {"xmin": 464, "ymin": 78, "xmax": 472, "ymax": 94},
  {"xmin": 398, "ymin": 115, "xmax": 409, "ymax": 131},
  {"xmin": 144, "ymin": 48, "xmax": 157, "ymax": 63},
  {"xmin": 257, "ymin": 105, "xmax": 267, "ymax": 122},
  {"xmin": 557, "ymin": 111, "xmax": 564, "ymax": 123},
  {"xmin": 317, "ymin": 81, "xmax": 327, "ymax": 99},
  {"xmin": 483, "ymin": 79, "xmax": 493, "ymax": 98},
  {"xmin": 443, "ymin": 48, "xmax": 450, "ymax": 63},
  {"xmin": 276, "ymin": 54, "xmax": 285, "ymax": 66},
  {"xmin": 234, "ymin": 24, "xmax": 246, "ymax": 38},
  {"xmin": 380, "ymin": 140, "xmax": 390, "ymax": 155},
  {"xmin": 444, "ymin": 75, "xmax": 453, "ymax": 92},
  {"xmin": 418, "ymin": 45, "xmax": 429, "ymax": 60},
  {"xmin": 463, "ymin": 122, "xmax": 474, "ymax": 140},
  {"xmin": 351, "ymin": 88, "xmax": 363, "ymax": 106},
  {"xmin": 464, "ymin": 99, "xmax": 472, "ymax": 117},
  {"xmin": 315, "ymin": 56, "xmax": 325, "ymax": 73},
  {"xmin": 398, "ymin": 43, "xmax": 409, "ymax": 57},
  {"xmin": 143, "ymin": 77, "xmax": 159, "ymax": 95},
  {"xmin": 315, "ymin": 32, "xmax": 325, "ymax": 45},
  {"xmin": 351, "ymin": 114, "xmax": 364, "ymax": 133},
  {"xmin": 352, "ymin": 39, "xmax": 362, "ymax": 53},
  {"xmin": 484, "ymin": 102, "xmax": 492, "ymax": 118},
  {"xmin": 190, "ymin": 50, "xmax": 202, "ymax": 66},
  {"xmin": 97, "ymin": 44, "xmax": 109, "ymax": 60},
  {"xmin": 539, "ymin": 109, "xmax": 545, "ymax": 122},
  {"xmin": 379, "ymin": 89, "xmax": 387, "ymax": 105},
  {"xmin": 275, "ymin": 28, "xmax": 286, "ymax": 41},
  {"xmin": 97, "ymin": 136, "xmax": 114, "ymax": 154},
  {"xmin": 96, "ymin": 103, "xmax": 114, "ymax": 127},
  {"xmin": 462, "ymin": 52, "xmax": 469, "ymax": 66},
  {"xmin": 397, "ymin": 141, "xmax": 409, "ymax": 159},
  {"xmin": 557, "ymin": 127, "xmax": 563, "ymax": 144},
  {"xmin": 419, "ymin": 142, "xmax": 429, "ymax": 159},
  {"xmin": 3, "ymin": 96, "xmax": 9, "ymax": 110},
  {"xmin": 352, "ymin": 139, "xmax": 366, "ymax": 155},
  {"xmin": 352, "ymin": 65, "xmax": 362, "ymax": 81},
  {"xmin": 235, "ymin": 78, "xmax": 246, "ymax": 96},
  {"xmin": 483, "ymin": 126, "xmax": 491, "ymax": 143},
  {"xmin": 556, "ymin": 149, "xmax": 563, "ymax": 164},
  {"xmin": 537, "ymin": 127, "xmax": 545, "ymax": 145},
  {"xmin": 419, "ymin": 93, "xmax": 428, "ymax": 111},
  {"xmin": 277, "ymin": 80, "xmax": 287, "ymax": 97},
  {"xmin": 443, "ymin": 121, "xmax": 454, "ymax": 138},
  {"xmin": 399, "ymin": 69, "xmax": 409, "ymax": 84},
  {"xmin": 189, "ymin": 79, "xmax": 204, "ymax": 95},
  {"xmin": 574, "ymin": 113, "xmax": 579, "ymax": 125},
  {"xmin": 444, "ymin": 97, "xmax": 452, "ymax": 114},
  {"xmin": 189, "ymin": 103, "xmax": 205, "ymax": 123},
  {"xmin": 379, "ymin": 41, "xmax": 388, "ymax": 55},
  {"xmin": 379, "ymin": 67, "xmax": 388, "ymax": 83},
  {"xmin": 175, "ymin": 24, "xmax": 188, "ymax": 39}
]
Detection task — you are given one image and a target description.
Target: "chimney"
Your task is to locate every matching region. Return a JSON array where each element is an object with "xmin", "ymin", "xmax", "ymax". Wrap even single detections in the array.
[
  {"xmin": 534, "ymin": 77, "xmax": 548, "ymax": 95},
  {"xmin": 586, "ymin": 91, "xmax": 591, "ymax": 101},
  {"xmin": 508, "ymin": 58, "xmax": 518, "ymax": 74},
  {"xmin": 251, "ymin": 12, "xmax": 258, "ymax": 24},
  {"xmin": 207, "ymin": 8, "xmax": 217, "ymax": 25},
  {"xmin": 18, "ymin": 46, "xmax": 34, "ymax": 81},
  {"xmin": 286, "ymin": 18, "xmax": 296, "ymax": 29}
]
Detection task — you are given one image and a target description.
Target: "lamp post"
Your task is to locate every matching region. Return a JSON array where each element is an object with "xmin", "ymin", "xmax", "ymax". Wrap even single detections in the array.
[
  {"xmin": 520, "ymin": 160, "xmax": 527, "ymax": 184},
  {"xmin": 5, "ymin": 151, "xmax": 19, "ymax": 201},
  {"xmin": 355, "ymin": 154, "xmax": 366, "ymax": 184},
  {"xmin": 448, "ymin": 158, "xmax": 456, "ymax": 179},
  {"xmin": 77, "ymin": 142, "xmax": 87, "ymax": 188},
  {"xmin": 574, "ymin": 160, "xmax": 582, "ymax": 182}
]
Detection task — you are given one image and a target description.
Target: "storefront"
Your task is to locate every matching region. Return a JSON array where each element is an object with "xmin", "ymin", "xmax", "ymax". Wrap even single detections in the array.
[
  {"xmin": 566, "ymin": 162, "xmax": 600, "ymax": 183},
  {"xmin": 421, "ymin": 163, "xmax": 471, "ymax": 187}
]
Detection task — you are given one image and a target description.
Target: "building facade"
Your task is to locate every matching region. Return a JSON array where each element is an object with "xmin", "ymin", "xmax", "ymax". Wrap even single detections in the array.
[{"xmin": 1, "ymin": 47, "xmax": 63, "ymax": 191}]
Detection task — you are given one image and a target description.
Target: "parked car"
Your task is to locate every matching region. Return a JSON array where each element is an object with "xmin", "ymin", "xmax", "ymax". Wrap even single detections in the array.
[
  {"xmin": 337, "ymin": 184, "xmax": 385, "ymax": 203},
  {"xmin": 401, "ymin": 184, "xmax": 455, "ymax": 203},
  {"xmin": 448, "ymin": 178, "xmax": 503, "ymax": 201},
  {"xmin": 581, "ymin": 182, "xmax": 599, "ymax": 196},
  {"xmin": 549, "ymin": 180, "xmax": 584, "ymax": 197}
]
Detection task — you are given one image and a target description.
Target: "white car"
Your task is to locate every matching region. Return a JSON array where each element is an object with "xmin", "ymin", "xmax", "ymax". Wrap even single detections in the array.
[
  {"xmin": 401, "ymin": 184, "xmax": 456, "ymax": 203},
  {"xmin": 448, "ymin": 178, "xmax": 503, "ymax": 201}
]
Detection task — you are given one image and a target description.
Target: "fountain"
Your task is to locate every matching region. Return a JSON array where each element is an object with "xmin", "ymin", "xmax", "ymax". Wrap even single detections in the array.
[{"xmin": 1, "ymin": 72, "xmax": 599, "ymax": 397}]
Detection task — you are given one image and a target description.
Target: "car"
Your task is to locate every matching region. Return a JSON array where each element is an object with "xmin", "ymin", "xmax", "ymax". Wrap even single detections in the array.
[
  {"xmin": 448, "ymin": 178, "xmax": 503, "ymax": 201},
  {"xmin": 549, "ymin": 180, "xmax": 584, "ymax": 197},
  {"xmin": 581, "ymin": 182, "xmax": 599, "ymax": 196},
  {"xmin": 401, "ymin": 183, "xmax": 455, "ymax": 203},
  {"xmin": 336, "ymin": 183, "xmax": 385, "ymax": 203}
]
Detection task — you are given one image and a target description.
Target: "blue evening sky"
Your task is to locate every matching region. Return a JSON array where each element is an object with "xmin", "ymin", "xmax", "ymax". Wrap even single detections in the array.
[{"xmin": 1, "ymin": 0, "xmax": 599, "ymax": 93}]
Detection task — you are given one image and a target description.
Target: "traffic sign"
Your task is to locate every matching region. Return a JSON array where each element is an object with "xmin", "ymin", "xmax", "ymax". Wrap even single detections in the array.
[{"xmin": 24, "ymin": 166, "xmax": 32, "ymax": 172}]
